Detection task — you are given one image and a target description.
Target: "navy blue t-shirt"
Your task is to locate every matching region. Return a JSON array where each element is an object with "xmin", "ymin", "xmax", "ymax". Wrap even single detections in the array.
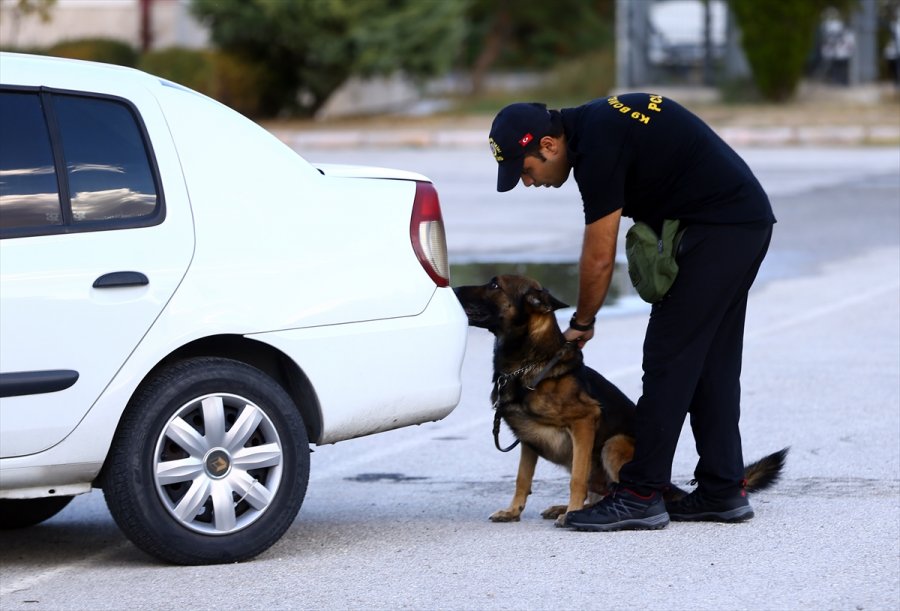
[{"xmin": 561, "ymin": 94, "xmax": 776, "ymax": 228}]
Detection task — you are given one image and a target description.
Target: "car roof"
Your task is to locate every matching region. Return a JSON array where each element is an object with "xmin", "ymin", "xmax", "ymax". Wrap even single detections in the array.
[{"xmin": 0, "ymin": 52, "xmax": 163, "ymax": 91}]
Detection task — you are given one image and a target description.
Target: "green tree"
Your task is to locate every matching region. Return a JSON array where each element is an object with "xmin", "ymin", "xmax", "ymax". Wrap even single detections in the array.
[
  {"xmin": 731, "ymin": 0, "xmax": 858, "ymax": 101},
  {"xmin": 465, "ymin": 0, "xmax": 613, "ymax": 93},
  {"xmin": 190, "ymin": 0, "xmax": 469, "ymax": 116}
]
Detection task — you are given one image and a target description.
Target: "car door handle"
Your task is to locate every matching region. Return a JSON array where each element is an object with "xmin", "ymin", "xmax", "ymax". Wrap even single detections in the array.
[{"xmin": 93, "ymin": 271, "xmax": 149, "ymax": 289}]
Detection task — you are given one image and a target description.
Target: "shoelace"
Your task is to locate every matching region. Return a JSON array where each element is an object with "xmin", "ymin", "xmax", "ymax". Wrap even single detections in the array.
[
  {"xmin": 678, "ymin": 478, "xmax": 749, "ymax": 507},
  {"xmin": 594, "ymin": 487, "xmax": 657, "ymax": 519},
  {"xmin": 673, "ymin": 490, "xmax": 707, "ymax": 511}
]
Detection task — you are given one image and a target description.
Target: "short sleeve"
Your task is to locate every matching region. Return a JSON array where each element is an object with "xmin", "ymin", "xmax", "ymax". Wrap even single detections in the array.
[{"xmin": 576, "ymin": 149, "xmax": 628, "ymax": 224}]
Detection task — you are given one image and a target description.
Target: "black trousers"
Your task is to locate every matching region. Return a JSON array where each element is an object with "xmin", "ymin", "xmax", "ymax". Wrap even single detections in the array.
[{"xmin": 618, "ymin": 222, "xmax": 773, "ymax": 497}]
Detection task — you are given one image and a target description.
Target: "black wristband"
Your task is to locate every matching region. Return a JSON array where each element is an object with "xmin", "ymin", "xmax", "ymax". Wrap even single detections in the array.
[{"xmin": 569, "ymin": 313, "xmax": 595, "ymax": 332}]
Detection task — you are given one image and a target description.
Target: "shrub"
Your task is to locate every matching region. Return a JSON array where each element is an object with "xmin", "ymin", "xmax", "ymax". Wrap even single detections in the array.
[
  {"xmin": 539, "ymin": 49, "xmax": 617, "ymax": 105},
  {"xmin": 731, "ymin": 0, "xmax": 858, "ymax": 101},
  {"xmin": 139, "ymin": 48, "xmax": 215, "ymax": 91},
  {"xmin": 139, "ymin": 48, "xmax": 271, "ymax": 118},
  {"xmin": 46, "ymin": 38, "xmax": 138, "ymax": 67},
  {"xmin": 206, "ymin": 52, "xmax": 274, "ymax": 119}
]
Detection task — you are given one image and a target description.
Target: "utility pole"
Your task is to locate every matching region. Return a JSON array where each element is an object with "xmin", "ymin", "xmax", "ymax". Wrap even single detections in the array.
[
  {"xmin": 702, "ymin": 0, "xmax": 713, "ymax": 85},
  {"xmin": 139, "ymin": 0, "xmax": 153, "ymax": 52},
  {"xmin": 849, "ymin": 0, "xmax": 878, "ymax": 84},
  {"xmin": 616, "ymin": 0, "xmax": 649, "ymax": 90}
]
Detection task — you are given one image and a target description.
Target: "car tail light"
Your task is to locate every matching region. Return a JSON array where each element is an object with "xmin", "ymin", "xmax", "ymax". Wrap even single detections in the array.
[{"xmin": 410, "ymin": 181, "xmax": 450, "ymax": 287}]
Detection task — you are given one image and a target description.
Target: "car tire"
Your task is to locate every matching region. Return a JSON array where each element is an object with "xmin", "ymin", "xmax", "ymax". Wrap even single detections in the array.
[
  {"xmin": 103, "ymin": 357, "xmax": 310, "ymax": 565},
  {"xmin": 0, "ymin": 496, "xmax": 74, "ymax": 529}
]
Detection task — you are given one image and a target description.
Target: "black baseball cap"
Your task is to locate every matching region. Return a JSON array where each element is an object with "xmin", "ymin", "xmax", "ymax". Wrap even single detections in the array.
[{"xmin": 489, "ymin": 102, "xmax": 554, "ymax": 192}]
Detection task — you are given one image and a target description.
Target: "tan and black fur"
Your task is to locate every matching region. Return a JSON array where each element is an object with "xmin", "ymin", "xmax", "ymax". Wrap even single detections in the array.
[{"xmin": 454, "ymin": 274, "xmax": 787, "ymax": 526}]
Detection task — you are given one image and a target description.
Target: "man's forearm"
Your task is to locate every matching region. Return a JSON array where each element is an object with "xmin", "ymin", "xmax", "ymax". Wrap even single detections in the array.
[
  {"xmin": 575, "ymin": 250, "xmax": 614, "ymax": 323},
  {"xmin": 573, "ymin": 209, "xmax": 622, "ymax": 324}
]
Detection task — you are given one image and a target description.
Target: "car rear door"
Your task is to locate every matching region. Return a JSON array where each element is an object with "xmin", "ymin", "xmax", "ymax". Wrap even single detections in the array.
[{"xmin": 0, "ymin": 83, "xmax": 194, "ymax": 458}]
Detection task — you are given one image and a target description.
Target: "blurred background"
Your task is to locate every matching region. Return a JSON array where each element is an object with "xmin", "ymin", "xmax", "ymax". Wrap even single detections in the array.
[{"xmin": 1, "ymin": 0, "xmax": 898, "ymax": 129}]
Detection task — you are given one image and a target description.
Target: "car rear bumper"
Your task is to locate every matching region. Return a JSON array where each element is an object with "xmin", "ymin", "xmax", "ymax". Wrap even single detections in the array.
[{"xmin": 248, "ymin": 286, "xmax": 468, "ymax": 444}]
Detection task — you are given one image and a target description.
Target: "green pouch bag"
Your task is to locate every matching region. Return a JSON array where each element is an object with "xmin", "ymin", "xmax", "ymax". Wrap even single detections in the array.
[{"xmin": 625, "ymin": 219, "xmax": 684, "ymax": 303}]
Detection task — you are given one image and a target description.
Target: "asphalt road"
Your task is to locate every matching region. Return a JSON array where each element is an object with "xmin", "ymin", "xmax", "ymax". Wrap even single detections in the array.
[{"xmin": 1, "ymin": 146, "xmax": 898, "ymax": 611}]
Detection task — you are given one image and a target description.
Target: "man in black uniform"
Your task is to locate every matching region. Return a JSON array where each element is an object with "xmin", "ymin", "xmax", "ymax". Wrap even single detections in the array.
[{"xmin": 488, "ymin": 94, "xmax": 775, "ymax": 531}]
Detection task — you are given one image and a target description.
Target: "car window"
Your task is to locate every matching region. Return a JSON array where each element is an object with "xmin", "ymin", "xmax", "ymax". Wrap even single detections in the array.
[
  {"xmin": 54, "ymin": 95, "xmax": 158, "ymax": 223},
  {"xmin": 0, "ymin": 89, "xmax": 162, "ymax": 238},
  {"xmin": 0, "ymin": 92, "xmax": 63, "ymax": 230}
]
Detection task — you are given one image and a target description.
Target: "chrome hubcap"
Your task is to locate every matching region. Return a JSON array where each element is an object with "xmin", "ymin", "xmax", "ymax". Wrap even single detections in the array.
[{"xmin": 153, "ymin": 393, "xmax": 284, "ymax": 535}]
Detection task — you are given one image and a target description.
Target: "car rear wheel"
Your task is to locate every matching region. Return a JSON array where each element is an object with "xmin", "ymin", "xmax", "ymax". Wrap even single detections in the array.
[
  {"xmin": 0, "ymin": 496, "xmax": 74, "ymax": 529},
  {"xmin": 103, "ymin": 357, "xmax": 309, "ymax": 565}
]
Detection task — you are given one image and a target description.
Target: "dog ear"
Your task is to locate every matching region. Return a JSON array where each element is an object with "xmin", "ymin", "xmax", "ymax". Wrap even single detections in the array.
[
  {"xmin": 547, "ymin": 291, "xmax": 570, "ymax": 311},
  {"xmin": 524, "ymin": 288, "xmax": 570, "ymax": 313}
]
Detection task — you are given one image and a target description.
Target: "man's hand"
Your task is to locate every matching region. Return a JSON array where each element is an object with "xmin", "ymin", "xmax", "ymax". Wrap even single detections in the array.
[{"xmin": 564, "ymin": 326, "xmax": 595, "ymax": 348}]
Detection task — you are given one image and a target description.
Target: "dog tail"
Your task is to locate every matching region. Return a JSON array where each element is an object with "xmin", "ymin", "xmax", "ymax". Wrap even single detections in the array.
[{"xmin": 743, "ymin": 447, "xmax": 789, "ymax": 492}]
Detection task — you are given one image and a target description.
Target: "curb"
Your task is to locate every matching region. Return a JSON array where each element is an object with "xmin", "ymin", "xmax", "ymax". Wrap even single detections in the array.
[{"xmin": 269, "ymin": 125, "xmax": 900, "ymax": 150}]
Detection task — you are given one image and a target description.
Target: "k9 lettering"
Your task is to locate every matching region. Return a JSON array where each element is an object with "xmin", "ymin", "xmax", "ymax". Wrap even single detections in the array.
[{"xmin": 607, "ymin": 94, "xmax": 665, "ymax": 125}]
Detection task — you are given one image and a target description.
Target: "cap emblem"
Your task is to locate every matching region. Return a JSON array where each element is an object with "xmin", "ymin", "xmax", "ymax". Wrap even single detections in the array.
[
  {"xmin": 489, "ymin": 137, "xmax": 504, "ymax": 162},
  {"xmin": 518, "ymin": 133, "xmax": 533, "ymax": 147}
]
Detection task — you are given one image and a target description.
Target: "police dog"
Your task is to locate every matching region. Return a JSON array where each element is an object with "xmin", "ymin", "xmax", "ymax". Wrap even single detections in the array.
[{"xmin": 454, "ymin": 274, "xmax": 786, "ymax": 527}]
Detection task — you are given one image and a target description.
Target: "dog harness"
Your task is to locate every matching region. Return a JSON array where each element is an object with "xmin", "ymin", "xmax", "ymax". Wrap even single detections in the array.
[{"xmin": 491, "ymin": 342, "xmax": 577, "ymax": 452}]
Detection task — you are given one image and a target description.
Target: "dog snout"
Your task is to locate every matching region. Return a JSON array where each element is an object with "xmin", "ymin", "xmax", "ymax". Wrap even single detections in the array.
[{"xmin": 453, "ymin": 284, "xmax": 481, "ymax": 304}]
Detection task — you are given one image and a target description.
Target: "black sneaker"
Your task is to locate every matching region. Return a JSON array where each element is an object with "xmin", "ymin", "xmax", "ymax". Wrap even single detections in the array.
[
  {"xmin": 666, "ymin": 488, "xmax": 754, "ymax": 522},
  {"xmin": 566, "ymin": 486, "xmax": 670, "ymax": 532}
]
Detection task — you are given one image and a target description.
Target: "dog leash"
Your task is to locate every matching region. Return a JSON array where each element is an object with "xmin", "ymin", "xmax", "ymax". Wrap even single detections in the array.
[
  {"xmin": 492, "ymin": 409, "xmax": 520, "ymax": 452},
  {"xmin": 492, "ymin": 371, "xmax": 527, "ymax": 452},
  {"xmin": 491, "ymin": 342, "xmax": 578, "ymax": 453}
]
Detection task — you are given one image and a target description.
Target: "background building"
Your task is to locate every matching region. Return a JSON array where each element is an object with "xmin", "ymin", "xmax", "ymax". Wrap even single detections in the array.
[{"xmin": 0, "ymin": 0, "xmax": 207, "ymax": 51}]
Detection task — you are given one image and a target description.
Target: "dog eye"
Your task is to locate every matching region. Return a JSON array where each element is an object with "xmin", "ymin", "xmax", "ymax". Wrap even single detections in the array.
[{"xmin": 489, "ymin": 278, "xmax": 499, "ymax": 290}]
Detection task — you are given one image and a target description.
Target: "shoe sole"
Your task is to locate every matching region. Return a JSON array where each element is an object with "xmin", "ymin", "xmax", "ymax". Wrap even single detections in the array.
[
  {"xmin": 568, "ymin": 513, "xmax": 670, "ymax": 532},
  {"xmin": 668, "ymin": 506, "xmax": 755, "ymax": 523}
]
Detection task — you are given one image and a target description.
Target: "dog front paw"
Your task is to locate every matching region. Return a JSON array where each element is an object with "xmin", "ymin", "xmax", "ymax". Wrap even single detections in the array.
[
  {"xmin": 489, "ymin": 509, "xmax": 522, "ymax": 522},
  {"xmin": 540, "ymin": 504, "xmax": 568, "ymax": 520},
  {"xmin": 554, "ymin": 513, "xmax": 571, "ymax": 528}
]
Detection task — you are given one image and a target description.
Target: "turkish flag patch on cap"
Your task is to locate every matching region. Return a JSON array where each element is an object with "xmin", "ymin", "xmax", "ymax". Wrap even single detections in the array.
[{"xmin": 518, "ymin": 133, "xmax": 533, "ymax": 147}]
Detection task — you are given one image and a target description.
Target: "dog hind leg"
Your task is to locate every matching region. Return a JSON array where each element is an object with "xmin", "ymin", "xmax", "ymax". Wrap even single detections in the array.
[{"xmin": 601, "ymin": 434, "xmax": 635, "ymax": 485}]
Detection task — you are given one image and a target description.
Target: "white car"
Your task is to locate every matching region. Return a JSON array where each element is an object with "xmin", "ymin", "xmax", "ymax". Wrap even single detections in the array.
[{"xmin": 0, "ymin": 53, "xmax": 467, "ymax": 564}]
